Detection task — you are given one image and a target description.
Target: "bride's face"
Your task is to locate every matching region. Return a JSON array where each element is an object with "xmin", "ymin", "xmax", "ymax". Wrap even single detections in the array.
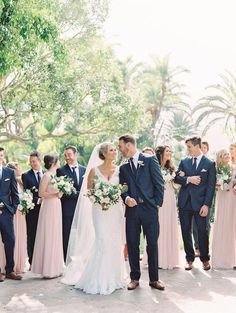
[{"xmin": 104, "ymin": 144, "xmax": 117, "ymax": 161}]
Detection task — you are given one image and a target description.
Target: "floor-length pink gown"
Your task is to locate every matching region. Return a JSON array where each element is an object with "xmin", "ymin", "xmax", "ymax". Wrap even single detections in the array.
[
  {"xmin": 212, "ymin": 166, "xmax": 236, "ymax": 269},
  {"xmin": 142, "ymin": 182, "xmax": 180, "ymax": 269},
  {"xmin": 31, "ymin": 172, "xmax": 64, "ymax": 278}
]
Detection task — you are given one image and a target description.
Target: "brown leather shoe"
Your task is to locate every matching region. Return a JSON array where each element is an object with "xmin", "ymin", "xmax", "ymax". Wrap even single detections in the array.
[
  {"xmin": 185, "ymin": 261, "xmax": 193, "ymax": 270},
  {"xmin": 202, "ymin": 261, "xmax": 211, "ymax": 271},
  {"xmin": 6, "ymin": 272, "xmax": 22, "ymax": 280},
  {"xmin": 149, "ymin": 280, "xmax": 165, "ymax": 291},
  {"xmin": 0, "ymin": 273, "xmax": 5, "ymax": 282},
  {"xmin": 127, "ymin": 280, "xmax": 139, "ymax": 290}
]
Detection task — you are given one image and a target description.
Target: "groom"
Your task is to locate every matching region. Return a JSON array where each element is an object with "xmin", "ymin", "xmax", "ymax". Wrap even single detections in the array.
[{"xmin": 119, "ymin": 135, "xmax": 165, "ymax": 291}]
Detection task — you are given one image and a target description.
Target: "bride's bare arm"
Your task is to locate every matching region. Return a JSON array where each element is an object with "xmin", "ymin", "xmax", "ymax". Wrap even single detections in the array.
[
  {"xmin": 87, "ymin": 168, "xmax": 95, "ymax": 189},
  {"xmin": 39, "ymin": 174, "xmax": 59, "ymax": 198}
]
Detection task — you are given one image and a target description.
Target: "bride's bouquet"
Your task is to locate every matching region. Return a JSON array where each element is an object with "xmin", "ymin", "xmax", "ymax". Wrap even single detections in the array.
[
  {"xmin": 161, "ymin": 168, "xmax": 175, "ymax": 185},
  {"xmin": 216, "ymin": 166, "xmax": 232, "ymax": 191},
  {"xmin": 19, "ymin": 190, "xmax": 35, "ymax": 214},
  {"xmin": 51, "ymin": 175, "xmax": 76, "ymax": 195},
  {"xmin": 86, "ymin": 176, "xmax": 128, "ymax": 210}
]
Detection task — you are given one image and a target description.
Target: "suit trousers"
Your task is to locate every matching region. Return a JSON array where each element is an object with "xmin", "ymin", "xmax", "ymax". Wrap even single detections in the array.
[{"xmin": 179, "ymin": 199, "xmax": 210, "ymax": 262}]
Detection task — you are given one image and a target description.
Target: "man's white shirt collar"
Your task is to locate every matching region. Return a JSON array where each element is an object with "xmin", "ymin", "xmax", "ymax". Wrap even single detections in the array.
[
  {"xmin": 192, "ymin": 153, "xmax": 203, "ymax": 168},
  {"xmin": 130, "ymin": 151, "xmax": 140, "ymax": 168}
]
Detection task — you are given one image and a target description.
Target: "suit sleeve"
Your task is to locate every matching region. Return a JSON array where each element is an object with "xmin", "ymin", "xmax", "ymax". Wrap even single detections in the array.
[
  {"xmin": 11, "ymin": 170, "xmax": 20, "ymax": 213},
  {"xmin": 150, "ymin": 156, "xmax": 164, "ymax": 207},
  {"xmin": 175, "ymin": 159, "xmax": 188, "ymax": 186},
  {"xmin": 119, "ymin": 166, "xmax": 129, "ymax": 203},
  {"xmin": 204, "ymin": 161, "xmax": 216, "ymax": 207},
  {"xmin": 22, "ymin": 172, "xmax": 30, "ymax": 190}
]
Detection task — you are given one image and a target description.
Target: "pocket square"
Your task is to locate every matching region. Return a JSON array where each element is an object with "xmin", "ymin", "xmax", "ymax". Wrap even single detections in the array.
[
  {"xmin": 4, "ymin": 178, "xmax": 10, "ymax": 181},
  {"xmin": 201, "ymin": 169, "xmax": 207, "ymax": 172}
]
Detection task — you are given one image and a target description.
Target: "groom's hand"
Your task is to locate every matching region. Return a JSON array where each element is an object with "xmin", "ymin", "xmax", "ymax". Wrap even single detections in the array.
[
  {"xmin": 126, "ymin": 197, "xmax": 137, "ymax": 207},
  {"xmin": 187, "ymin": 176, "xmax": 201, "ymax": 185},
  {"xmin": 199, "ymin": 205, "xmax": 208, "ymax": 217}
]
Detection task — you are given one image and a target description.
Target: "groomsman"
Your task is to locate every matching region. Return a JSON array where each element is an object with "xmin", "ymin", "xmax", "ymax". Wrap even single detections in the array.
[
  {"xmin": 0, "ymin": 147, "xmax": 21, "ymax": 281},
  {"xmin": 57, "ymin": 146, "xmax": 86, "ymax": 261},
  {"xmin": 22, "ymin": 151, "xmax": 43, "ymax": 266},
  {"xmin": 175, "ymin": 137, "xmax": 216, "ymax": 270}
]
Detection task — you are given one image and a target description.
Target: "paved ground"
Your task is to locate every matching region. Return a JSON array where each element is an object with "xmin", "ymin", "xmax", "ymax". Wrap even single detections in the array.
[{"xmin": 1, "ymin": 256, "xmax": 236, "ymax": 313}]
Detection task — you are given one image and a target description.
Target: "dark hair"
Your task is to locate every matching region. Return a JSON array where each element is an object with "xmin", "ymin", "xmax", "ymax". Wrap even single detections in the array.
[
  {"xmin": 155, "ymin": 145, "xmax": 175, "ymax": 174},
  {"xmin": 44, "ymin": 155, "xmax": 58, "ymax": 170},
  {"xmin": 65, "ymin": 145, "xmax": 78, "ymax": 154},
  {"xmin": 142, "ymin": 147, "xmax": 155, "ymax": 155},
  {"xmin": 202, "ymin": 141, "xmax": 209, "ymax": 151},
  {"xmin": 0, "ymin": 147, "xmax": 4, "ymax": 152},
  {"xmin": 185, "ymin": 136, "xmax": 201, "ymax": 147},
  {"xmin": 29, "ymin": 151, "xmax": 41, "ymax": 160},
  {"xmin": 119, "ymin": 135, "xmax": 136, "ymax": 145}
]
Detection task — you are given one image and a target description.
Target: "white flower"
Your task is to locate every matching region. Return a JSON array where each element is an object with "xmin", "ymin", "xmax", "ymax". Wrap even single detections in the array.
[{"xmin": 137, "ymin": 160, "xmax": 144, "ymax": 167}]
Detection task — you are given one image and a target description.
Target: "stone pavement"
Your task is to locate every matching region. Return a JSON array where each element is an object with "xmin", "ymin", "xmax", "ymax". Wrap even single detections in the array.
[{"xmin": 0, "ymin": 256, "xmax": 236, "ymax": 313}]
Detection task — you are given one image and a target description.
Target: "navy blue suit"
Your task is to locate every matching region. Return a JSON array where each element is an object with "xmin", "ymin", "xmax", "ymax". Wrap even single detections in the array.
[
  {"xmin": 22, "ymin": 169, "xmax": 42, "ymax": 264},
  {"xmin": 175, "ymin": 155, "xmax": 216, "ymax": 262},
  {"xmin": 57, "ymin": 164, "xmax": 86, "ymax": 261},
  {"xmin": 119, "ymin": 153, "xmax": 164, "ymax": 282},
  {"xmin": 0, "ymin": 167, "xmax": 19, "ymax": 273}
]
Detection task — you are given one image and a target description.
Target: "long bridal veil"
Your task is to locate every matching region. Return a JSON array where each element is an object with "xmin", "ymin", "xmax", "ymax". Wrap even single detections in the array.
[{"xmin": 61, "ymin": 144, "xmax": 103, "ymax": 285}]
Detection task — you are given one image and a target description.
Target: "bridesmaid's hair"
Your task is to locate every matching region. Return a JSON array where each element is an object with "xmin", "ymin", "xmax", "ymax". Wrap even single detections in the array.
[
  {"xmin": 98, "ymin": 142, "xmax": 113, "ymax": 160},
  {"xmin": 119, "ymin": 135, "xmax": 136, "ymax": 145},
  {"xmin": 155, "ymin": 145, "xmax": 175, "ymax": 174},
  {"xmin": 216, "ymin": 149, "xmax": 229, "ymax": 168},
  {"xmin": 230, "ymin": 143, "xmax": 236, "ymax": 163},
  {"xmin": 142, "ymin": 147, "xmax": 155, "ymax": 155},
  {"xmin": 44, "ymin": 155, "xmax": 58, "ymax": 170},
  {"xmin": 7, "ymin": 161, "xmax": 18, "ymax": 170}
]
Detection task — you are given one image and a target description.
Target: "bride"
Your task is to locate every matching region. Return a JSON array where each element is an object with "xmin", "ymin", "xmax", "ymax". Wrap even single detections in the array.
[{"xmin": 61, "ymin": 142, "xmax": 126, "ymax": 295}]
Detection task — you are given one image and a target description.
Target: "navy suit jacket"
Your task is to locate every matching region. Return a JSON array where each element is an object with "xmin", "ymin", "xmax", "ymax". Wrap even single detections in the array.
[
  {"xmin": 57, "ymin": 164, "xmax": 86, "ymax": 217},
  {"xmin": 22, "ymin": 169, "xmax": 42, "ymax": 211},
  {"xmin": 175, "ymin": 155, "xmax": 216, "ymax": 211},
  {"xmin": 0, "ymin": 167, "xmax": 20, "ymax": 215},
  {"xmin": 119, "ymin": 153, "xmax": 164, "ymax": 218}
]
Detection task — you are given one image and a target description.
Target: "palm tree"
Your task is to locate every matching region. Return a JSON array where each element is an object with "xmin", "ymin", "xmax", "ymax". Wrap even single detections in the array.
[
  {"xmin": 142, "ymin": 55, "xmax": 190, "ymax": 141},
  {"xmin": 194, "ymin": 71, "xmax": 236, "ymax": 135},
  {"xmin": 118, "ymin": 56, "xmax": 143, "ymax": 92}
]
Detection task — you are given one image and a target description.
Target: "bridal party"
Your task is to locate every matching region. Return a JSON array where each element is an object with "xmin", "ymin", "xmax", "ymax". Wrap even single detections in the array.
[{"xmin": 0, "ymin": 136, "xmax": 236, "ymax": 295}]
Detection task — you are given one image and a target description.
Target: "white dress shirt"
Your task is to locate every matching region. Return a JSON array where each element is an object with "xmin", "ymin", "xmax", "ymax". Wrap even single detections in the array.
[
  {"xmin": 130, "ymin": 151, "xmax": 140, "ymax": 169},
  {"xmin": 33, "ymin": 169, "xmax": 43, "ymax": 182},
  {"xmin": 192, "ymin": 153, "xmax": 203, "ymax": 169}
]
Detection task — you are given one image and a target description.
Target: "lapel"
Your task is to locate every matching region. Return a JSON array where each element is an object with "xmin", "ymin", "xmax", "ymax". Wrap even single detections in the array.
[
  {"xmin": 30, "ymin": 169, "xmax": 39, "ymax": 187},
  {"xmin": 124, "ymin": 161, "xmax": 136, "ymax": 184},
  {"xmin": 196, "ymin": 155, "xmax": 206, "ymax": 174},
  {"xmin": 78, "ymin": 165, "xmax": 83, "ymax": 184},
  {"xmin": 0, "ymin": 167, "xmax": 6, "ymax": 189},
  {"xmin": 136, "ymin": 153, "xmax": 144, "ymax": 181},
  {"xmin": 65, "ymin": 164, "xmax": 73, "ymax": 179}
]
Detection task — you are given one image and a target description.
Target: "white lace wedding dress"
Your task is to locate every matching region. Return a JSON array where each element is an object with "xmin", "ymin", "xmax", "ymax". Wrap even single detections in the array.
[{"xmin": 62, "ymin": 167, "xmax": 125, "ymax": 295}]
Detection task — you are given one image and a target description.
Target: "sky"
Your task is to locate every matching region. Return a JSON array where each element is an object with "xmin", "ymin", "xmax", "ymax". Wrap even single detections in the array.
[{"xmin": 104, "ymin": 0, "xmax": 236, "ymax": 152}]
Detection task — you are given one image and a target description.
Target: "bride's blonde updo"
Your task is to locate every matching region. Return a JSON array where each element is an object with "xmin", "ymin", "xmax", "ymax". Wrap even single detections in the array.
[{"xmin": 98, "ymin": 142, "xmax": 113, "ymax": 160}]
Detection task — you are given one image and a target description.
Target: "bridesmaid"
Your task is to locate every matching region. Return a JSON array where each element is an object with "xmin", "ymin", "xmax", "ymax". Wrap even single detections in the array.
[
  {"xmin": 142, "ymin": 146, "xmax": 180, "ymax": 269},
  {"xmin": 0, "ymin": 162, "xmax": 27, "ymax": 274},
  {"xmin": 211, "ymin": 149, "xmax": 236, "ymax": 269},
  {"xmin": 31, "ymin": 155, "xmax": 64, "ymax": 278}
]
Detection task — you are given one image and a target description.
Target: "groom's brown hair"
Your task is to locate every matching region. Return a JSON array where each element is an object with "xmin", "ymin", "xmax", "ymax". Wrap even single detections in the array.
[{"xmin": 119, "ymin": 135, "xmax": 136, "ymax": 145}]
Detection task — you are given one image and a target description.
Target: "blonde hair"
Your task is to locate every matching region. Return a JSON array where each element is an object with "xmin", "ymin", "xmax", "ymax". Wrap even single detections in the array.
[
  {"xmin": 230, "ymin": 143, "xmax": 236, "ymax": 163},
  {"xmin": 216, "ymin": 149, "xmax": 229, "ymax": 168}
]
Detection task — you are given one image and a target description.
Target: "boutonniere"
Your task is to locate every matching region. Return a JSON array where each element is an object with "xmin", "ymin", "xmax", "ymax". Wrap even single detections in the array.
[
  {"xmin": 137, "ymin": 160, "xmax": 145, "ymax": 167},
  {"xmin": 31, "ymin": 186, "xmax": 38, "ymax": 192}
]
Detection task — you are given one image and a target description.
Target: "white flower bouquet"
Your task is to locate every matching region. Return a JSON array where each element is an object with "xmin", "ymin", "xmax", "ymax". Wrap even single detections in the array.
[
  {"xmin": 161, "ymin": 168, "xmax": 176, "ymax": 185},
  {"xmin": 51, "ymin": 175, "xmax": 76, "ymax": 195},
  {"xmin": 19, "ymin": 190, "xmax": 35, "ymax": 214},
  {"xmin": 216, "ymin": 166, "xmax": 232, "ymax": 191},
  {"xmin": 86, "ymin": 176, "xmax": 128, "ymax": 210}
]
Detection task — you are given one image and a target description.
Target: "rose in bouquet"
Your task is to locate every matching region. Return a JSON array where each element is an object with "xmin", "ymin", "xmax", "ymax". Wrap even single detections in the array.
[
  {"xmin": 18, "ymin": 190, "xmax": 35, "ymax": 214},
  {"xmin": 86, "ymin": 176, "xmax": 128, "ymax": 210},
  {"xmin": 216, "ymin": 166, "xmax": 232, "ymax": 191},
  {"xmin": 161, "ymin": 168, "xmax": 176, "ymax": 186},
  {"xmin": 51, "ymin": 175, "xmax": 76, "ymax": 195}
]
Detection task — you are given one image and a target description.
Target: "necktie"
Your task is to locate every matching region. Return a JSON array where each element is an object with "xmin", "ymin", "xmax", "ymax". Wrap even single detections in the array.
[
  {"xmin": 129, "ymin": 157, "xmax": 137, "ymax": 176},
  {"xmin": 72, "ymin": 166, "xmax": 78, "ymax": 185},
  {"xmin": 37, "ymin": 171, "xmax": 41, "ymax": 183},
  {"xmin": 192, "ymin": 157, "xmax": 197, "ymax": 170}
]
